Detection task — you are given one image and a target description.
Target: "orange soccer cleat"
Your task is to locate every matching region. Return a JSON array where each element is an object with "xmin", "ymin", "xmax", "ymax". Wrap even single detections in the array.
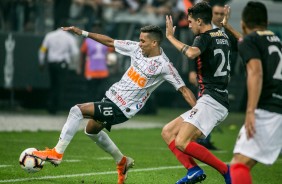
[
  {"xmin": 116, "ymin": 156, "xmax": 135, "ymax": 184},
  {"xmin": 32, "ymin": 148, "xmax": 63, "ymax": 166}
]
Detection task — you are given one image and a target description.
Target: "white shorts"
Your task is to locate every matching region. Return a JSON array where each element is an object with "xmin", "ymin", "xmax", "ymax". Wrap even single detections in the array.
[
  {"xmin": 233, "ymin": 109, "xmax": 282, "ymax": 165},
  {"xmin": 180, "ymin": 94, "xmax": 228, "ymax": 138}
]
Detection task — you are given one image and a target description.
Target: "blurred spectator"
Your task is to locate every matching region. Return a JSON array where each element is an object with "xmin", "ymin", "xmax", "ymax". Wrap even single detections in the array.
[
  {"xmin": 39, "ymin": 21, "xmax": 79, "ymax": 114},
  {"xmin": 79, "ymin": 21, "xmax": 112, "ymax": 101},
  {"xmin": 53, "ymin": 0, "xmax": 71, "ymax": 30},
  {"xmin": 69, "ymin": 0, "xmax": 106, "ymax": 30}
]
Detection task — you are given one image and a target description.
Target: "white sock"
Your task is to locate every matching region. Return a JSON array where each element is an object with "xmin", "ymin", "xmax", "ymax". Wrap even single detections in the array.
[
  {"xmin": 55, "ymin": 105, "xmax": 83, "ymax": 154},
  {"xmin": 85, "ymin": 129, "xmax": 123, "ymax": 163}
]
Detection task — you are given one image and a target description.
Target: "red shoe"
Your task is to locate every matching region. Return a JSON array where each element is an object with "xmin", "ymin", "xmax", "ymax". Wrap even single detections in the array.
[
  {"xmin": 32, "ymin": 148, "xmax": 63, "ymax": 166},
  {"xmin": 117, "ymin": 156, "xmax": 135, "ymax": 184}
]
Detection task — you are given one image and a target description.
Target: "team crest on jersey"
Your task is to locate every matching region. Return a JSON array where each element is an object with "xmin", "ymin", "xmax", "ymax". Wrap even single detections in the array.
[
  {"xmin": 188, "ymin": 108, "xmax": 198, "ymax": 119},
  {"xmin": 147, "ymin": 60, "xmax": 161, "ymax": 74}
]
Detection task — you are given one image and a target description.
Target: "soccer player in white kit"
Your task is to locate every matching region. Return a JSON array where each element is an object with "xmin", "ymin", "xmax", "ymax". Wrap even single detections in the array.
[
  {"xmin": 32, "ymin": 25, "xmax": 197, "ymax": 184},
  {"xmin": 222, "ymin": 2, "xmax": 282, "ymax": 184}
]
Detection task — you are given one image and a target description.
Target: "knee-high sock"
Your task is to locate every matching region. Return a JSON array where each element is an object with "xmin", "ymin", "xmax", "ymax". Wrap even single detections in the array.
[
  {"xmin": 169, "ymin": 140, "xmax": 197, "ymax": 169},
  {"xmin": 231, "ymin": 163, "xmax": 252, "ymax": 184},
  {"xmin": 55, "ymin": 105, "xmax": 83, "ymax": 154},
  {"xmin": 85, "ymin": 130, "xmax": 123, "ymax": 163},
  {"xmin": 184, "ymin": 141, "xmax": 228, "ymax": 174}
]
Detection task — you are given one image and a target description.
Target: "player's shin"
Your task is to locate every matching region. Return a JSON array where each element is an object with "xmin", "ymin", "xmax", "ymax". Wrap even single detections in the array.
[
  {"xmin": 85, "ymin": 130, "xmax": 123, "ymax": 163},
  {"xmin": 56, "ymin": 105, "xmax": 83, "ymax": 154}
]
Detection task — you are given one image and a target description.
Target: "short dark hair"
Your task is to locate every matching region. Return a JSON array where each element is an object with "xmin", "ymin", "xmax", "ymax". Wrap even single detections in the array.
[
  {"xmin": 242, "ymin": 1, "xmax": 268, "ymax": 29},
  {"xmin": 188, "ymin": 2, "xmax": 212, "ymax": 25},
  {"xmin": 140, "ymin": 25, "xmax": 163, "ymax": 44}
]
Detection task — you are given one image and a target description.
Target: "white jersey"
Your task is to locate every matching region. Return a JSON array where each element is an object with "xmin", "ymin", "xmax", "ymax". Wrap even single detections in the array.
[{"xmin": 105, "ymin": 40, "xmax": 185, "ymax": 118}]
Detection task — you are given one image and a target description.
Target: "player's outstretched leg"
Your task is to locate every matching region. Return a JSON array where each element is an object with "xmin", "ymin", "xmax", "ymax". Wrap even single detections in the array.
[
  {"xmin": 117, "ymin": 156, "xmax": 135, "ymax": 184},
  {"xmin": 32, "ymin": 148, "xmax": 63, "ymax": 166},
  {"xmin": 222, "ymin": 164, "xmax": 231, "ymax": 184},
  {"xmin": 176, "ymin": 166, "xmax": 206, "ymax": 184}
]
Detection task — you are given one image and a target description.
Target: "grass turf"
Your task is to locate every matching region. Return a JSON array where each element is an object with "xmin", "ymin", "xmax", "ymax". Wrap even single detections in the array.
[{"xmin": 0, "ymin": 108, "xmax": 281, "ymax": 184}]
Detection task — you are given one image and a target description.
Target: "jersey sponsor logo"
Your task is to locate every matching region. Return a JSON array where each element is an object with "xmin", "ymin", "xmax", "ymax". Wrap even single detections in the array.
[
  {"xmin": 136, "ymin": 103, "xmax": 143, "ymax": 109},
  {"xmin": 142, "ymin": 92, "xmax": 150, "ymax": 102},
  {"xmin": 188, "ymin": 108, "xmax": 198, "ymax": 119},
  {"xmin": 127, "ymin": 66, "xmax": 148, "ymax": 87},
  {"xmin": 116, "ymin": 40, "xmax": 126, "ymax": 45},
  {"xmin": 168, "ymin": 64, "xmax": 182, "ymax": 84},
  {"xmin": 209, "ymin": 30, "xmax": 225, "ymax": 37},
  {"xmin": 111, "ymin": 89, "xmax": 126, "ymax": 105}
]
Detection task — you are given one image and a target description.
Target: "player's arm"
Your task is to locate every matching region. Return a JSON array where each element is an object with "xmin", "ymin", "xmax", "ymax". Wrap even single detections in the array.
[
  {"xmin": 166, "ymin": 15, "xmax": 201, "ymax": 59},
  {"xmin": 221, "ymin": 5, "xmax": 243, "ymax": 41},
  {"xmin": 245, "ymin": 59, "xmax": 263, "ymax": 139},
  {"xmin": 178, "ymin": 86, "xmax": 197, "ymax": 107},
  {"xmin": 62, "ymin": 26, "xmax": 114, "ymax": 47}
]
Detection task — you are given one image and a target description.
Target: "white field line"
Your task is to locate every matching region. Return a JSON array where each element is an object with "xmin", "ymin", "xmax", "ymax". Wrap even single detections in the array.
[
  {"xmin": 0, "ymin": 165, "xmax": 12, "ymax": 168},
  {"xmin": 0, "ymin": 114, "xmax": 163, "ymax": 132},
  {"xmin": 0, "ymin": 164, "xmax": 208, "ymax": 183}
]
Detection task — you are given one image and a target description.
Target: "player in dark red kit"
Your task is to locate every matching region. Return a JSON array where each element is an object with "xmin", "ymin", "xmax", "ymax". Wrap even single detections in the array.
[{"xmin": 162, "ymin": 2, "xmax": 231, "ymax": 184}]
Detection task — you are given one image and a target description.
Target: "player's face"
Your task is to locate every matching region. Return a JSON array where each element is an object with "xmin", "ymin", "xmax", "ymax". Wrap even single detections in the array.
[
  {"xmin": 139, "ymin": 32, "xmax": 155, "ymax": 57},
  {"xmin": 187, "ymin": 15, "xmax": 200, "ymax": 35},
  {"xmin": 212, "ymin": 6, "xmax": 224, "ymax": 27}
]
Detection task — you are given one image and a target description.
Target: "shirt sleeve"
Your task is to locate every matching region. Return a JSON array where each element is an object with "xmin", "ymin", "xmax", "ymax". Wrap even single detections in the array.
[
  {"xmin": 162, "ymin": 62, "xmax": 185, "ymax": 90},
  {"xmin": 192, "ymin": 34, "xmax": 209, "ymax": 53},
  {"xmin": 114, "ymin": 40, "xmax": 139, "ymax": 56},
  {"xmin": 238, "ymin": 36, "xmax": 261, "ymax": 64},
  {"xmin": 39, "ymin": 35, "xmax": 49, "ymax": 65}
]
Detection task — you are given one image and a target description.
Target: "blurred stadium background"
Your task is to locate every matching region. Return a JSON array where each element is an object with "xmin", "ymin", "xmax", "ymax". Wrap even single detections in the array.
[{"xmin": 0, "ymin": 0, "xmax": 282, "ymax": 114}]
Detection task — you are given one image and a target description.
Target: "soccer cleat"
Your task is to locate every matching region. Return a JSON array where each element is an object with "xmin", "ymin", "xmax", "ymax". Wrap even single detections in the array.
[
  {"xmin": 176, "ymin": 166, "xmax": 206, "ymax": 184},
  {"xmin": 32, "ymin": 148, "xmax": 63, "ymax": 166},
  {"xmin": 223, "ymin": 164, "xmax": 231, "ymax": 184},
  {"xmin": 116, "ymin": 156, "xmax": 135, "ymax": 184}
]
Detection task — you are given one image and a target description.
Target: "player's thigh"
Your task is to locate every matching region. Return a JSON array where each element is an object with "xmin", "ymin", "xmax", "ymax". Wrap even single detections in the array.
[
  {"xmin": 162, "ymin": 116, "xmax": 184, "ymax": 143},
  {"xmin": 77, "ymin": 102, "xmax": 95, "ymax": 117}
]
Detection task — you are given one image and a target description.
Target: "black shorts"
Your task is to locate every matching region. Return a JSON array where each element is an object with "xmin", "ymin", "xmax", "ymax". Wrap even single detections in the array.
[{"xmin": 93, "ymin": 97, "xmax": 128, "ymax": 131}]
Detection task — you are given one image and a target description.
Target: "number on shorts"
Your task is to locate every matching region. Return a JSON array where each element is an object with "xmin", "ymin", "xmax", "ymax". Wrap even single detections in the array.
[{"xmin": 103, "ymin": 107, "xmax": 113, "ymax": 116}]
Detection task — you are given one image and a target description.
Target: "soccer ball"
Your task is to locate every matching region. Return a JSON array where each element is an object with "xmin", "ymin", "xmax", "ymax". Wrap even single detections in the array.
[{"xmin": 19, "ymin": 148, "xmax": 45, "ymax": 173}]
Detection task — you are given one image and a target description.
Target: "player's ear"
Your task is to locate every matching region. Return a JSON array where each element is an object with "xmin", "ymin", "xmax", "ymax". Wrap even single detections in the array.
[{"xmin": 197, "ymin": 18, "xmax": 202, "ymax": 26}]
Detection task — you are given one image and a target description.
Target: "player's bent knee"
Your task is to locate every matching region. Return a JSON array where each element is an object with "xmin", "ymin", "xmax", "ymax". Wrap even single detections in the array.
[
  {"xmin": 161, "ymin": 126, "xmax": 171, "ymax": 142},
  {"xmin": 70, "ymin": 105, "xmax": 82, "ymax": 117},
  {"xmin": 175, "ymin": 138, "xmax": 189, "ymax": 152}
]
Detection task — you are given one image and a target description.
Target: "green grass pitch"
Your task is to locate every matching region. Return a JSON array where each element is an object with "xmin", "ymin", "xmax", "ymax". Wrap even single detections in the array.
[{"xmin": 0, "ymin": 108, "xmax": 281, "ymax": 183}]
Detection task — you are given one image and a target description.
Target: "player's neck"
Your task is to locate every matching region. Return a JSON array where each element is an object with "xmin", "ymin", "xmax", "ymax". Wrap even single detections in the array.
[
  {"xmin": 200, "ymin": 24, "xmax": 213, "ymax": 34},
  {"xmin": 247, "ymin": 27, "xmax": 267, "ymax": 34},
  {"xmin": 147, "ymin": 48, "xmax": 161, "ymax": 57}
]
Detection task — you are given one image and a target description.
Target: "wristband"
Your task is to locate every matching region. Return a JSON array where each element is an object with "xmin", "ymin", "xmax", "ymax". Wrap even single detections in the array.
[{"xmin": 81, "ymin": 30, "xmax": 89, "ymax": 37}]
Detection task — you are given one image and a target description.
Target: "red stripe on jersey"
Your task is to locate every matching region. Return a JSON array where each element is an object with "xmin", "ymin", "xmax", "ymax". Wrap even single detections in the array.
[{"xmin": 197, "ymin": 56, "xmax": 205, "ymax": 97}]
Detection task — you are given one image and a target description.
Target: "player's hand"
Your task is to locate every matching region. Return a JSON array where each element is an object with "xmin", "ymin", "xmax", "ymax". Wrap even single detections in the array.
[
  {"xmin": 244, "ymin": 111, "xmax": 256, "ymax": 139},
  {"xmin": 221, "ymin": 5, "xmax": 231, "ymax": 27},
  {"xmin": 61, "ymin": 26, "xmax": 82, "ymax": 35},
  {"xmin": 166, "ymin": 15, "xmax": 176, "ymax": 39}
]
